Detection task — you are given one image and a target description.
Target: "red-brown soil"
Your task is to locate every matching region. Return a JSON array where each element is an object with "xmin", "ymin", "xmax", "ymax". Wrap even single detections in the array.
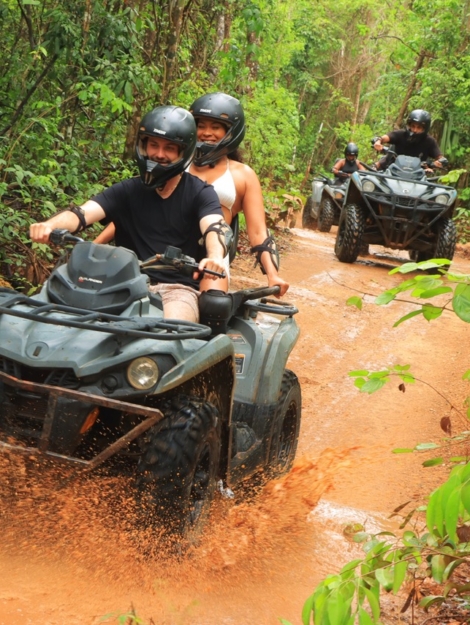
[{"xmin": 1, "ymin": 224, "xmax": 469, "ymax": 624}]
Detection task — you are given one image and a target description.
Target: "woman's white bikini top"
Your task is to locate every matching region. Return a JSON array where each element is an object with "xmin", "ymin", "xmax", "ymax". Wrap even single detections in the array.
[{"xmin": 211, "ymin": 160, "xmax": 237, "ymax": 214}]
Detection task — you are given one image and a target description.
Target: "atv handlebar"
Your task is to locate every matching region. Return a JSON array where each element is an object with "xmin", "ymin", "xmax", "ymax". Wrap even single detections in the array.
[
  {"xmin": 48, "ymin": 232, "xmax": 226, "ymax": 279},
  {"xmin": 140, "ymin": 246, "xmax": 226, "ymax": 279}
]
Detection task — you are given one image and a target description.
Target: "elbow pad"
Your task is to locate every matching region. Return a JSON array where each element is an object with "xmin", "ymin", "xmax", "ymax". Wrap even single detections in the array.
[
  {"xmin": 54, "ymin": 206, "xmax": 87, "ymax": 234},
  {"xmin": 250, "ymin": 232, "xmax": 280, "ymax": 274},
  {"xmin": 203, "ymin": 220, "xmax": 233, "ymax": 257}
]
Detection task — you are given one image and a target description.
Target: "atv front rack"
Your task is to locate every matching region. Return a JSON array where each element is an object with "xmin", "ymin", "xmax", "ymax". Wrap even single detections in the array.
[
  {"xmin": 0, "ymin": 367, "xmax": 163, "ymax": 469},
  {"xmin": 0, "ymin": 289, "xmax": 211, "ymax": 340}
]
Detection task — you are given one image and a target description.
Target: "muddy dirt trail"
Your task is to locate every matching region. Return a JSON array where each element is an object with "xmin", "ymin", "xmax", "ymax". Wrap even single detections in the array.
[{"xmin": 1, "ymin": 226, "xmax": 470, "ymax": 625}]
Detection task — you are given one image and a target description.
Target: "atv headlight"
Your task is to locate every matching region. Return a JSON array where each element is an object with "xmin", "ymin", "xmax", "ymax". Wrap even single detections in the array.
[
  {"xmin": 127, "ymin": 357, "xmax": 159, "ymax": 390},
  {"xmin": 435, "ymin": 194, "xmax": 449, "ymax": 205},
  {"xmin": 362, "ymin": 181, "xmax": 375, "ymax": 192}
]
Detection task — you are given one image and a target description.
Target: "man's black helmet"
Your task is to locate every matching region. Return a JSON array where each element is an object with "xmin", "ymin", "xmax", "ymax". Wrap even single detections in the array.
[
  {"xmin": 345, "ymin": 142, "xmax": 359, "ymax": 157},
  {"xmin": 135, "ymin": 105, "xmax": 196, "ymax": 189},
  {"xmin": 189, "ymin": 92, "xmax": 245, "ymax": 166},
  {"xmin": 406, "ymin": 109, "xmax": 431, "ymax": 137}
]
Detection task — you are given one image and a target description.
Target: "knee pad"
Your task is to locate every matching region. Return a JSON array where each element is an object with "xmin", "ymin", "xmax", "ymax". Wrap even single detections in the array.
[{"xmin": 199, "ymin": 289, "xmax": 233, "ymax": 335}]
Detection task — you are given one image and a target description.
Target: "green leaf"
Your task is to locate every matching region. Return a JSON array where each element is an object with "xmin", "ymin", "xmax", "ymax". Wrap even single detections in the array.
[
  {"xmin": 431, "ymin": 555, "xmax": 447, "ymax": 583},
  {"xmin": 301, "ymin": 592, "xmax": 315, "ymax": 625},
  {"xmin": 354, "ymin": 378, "xmax": 366, "ymax": 389},
  {"xmin": 364, "ymin": 587, "xmax": 380, "ymax": 621},
  {"xmin": 415, "ymin": 442, "xmax": 439, "ymax": 450},
  {"xmin": 349, "ymin": 370, "xmax": 370, "ymax": 377},
  {"xmin": 461, "ymin": 482, "xmax": 470, "ymax": 515},
  {"xmin": 443, "ymin": 558, "xmax": 465, "ymax": 582},
  {"xmin": 360, "ymin": 378, "xmax": 387, "ymax": 394},
  {"xmin": 393, "ymin": 310, "xmax": 423, "ymax": 327},
  {"xmin": 392, "ymin": 448, "xmax": 414, "ymax": 454},
  {"xmin": 393, "ymin": 364, "xmax": 411, "ymax": 372},
  {"xmin": 444, "ymin": 487, "xmax": 461, "ymax": 542},
  {"xmin": 463, "ymin": 370, "xmax": 470, "ymax": 381},
  {"xmin": 375, "ymin": 292, "xmax": 396, "ymax": 305},
  {"xmin": 453, "ymin": 283, "xmax": 470, "ymax": 322},
  {"xmin": 422, "ymin": 457, "xmax": 444, "ymax": 467},
  {"xmin": 328, "ymin": 593, "xmax": 349, "ymax": 625},
  {"xmin": 346, "ymin": 296, "xmax": 362, "ymax": 309},
  {"xmin": 369, "ymin": 371, "xmax": 390, "ymax": 379},
  {"xmin": 422, "ymin": 304, "xmax": 443, "ymax": 321},
  {"xmin": 392, "ymin": 560, "xmax": 408, "ymax": 594},
  {"xmin": 419, "ymin": 595, "xmax": 445, "ymax": 611},
  {"xmin": 419, "ymin": 286, "xmax": 453, "ymax": 298},
  {"xmin": 375, "ymin": 567, "xmax": 394, "ymax": 591},
  {"xmin": 358, "ymin": 607, "xmax": 374, "ymax": 625},
  {"xmin": 390, "ymin": 262, "xmax": 420, "ymax": 274},
  {"xmin": 340, "ymin": 559, "xmax": 363, "ymax": 573}
]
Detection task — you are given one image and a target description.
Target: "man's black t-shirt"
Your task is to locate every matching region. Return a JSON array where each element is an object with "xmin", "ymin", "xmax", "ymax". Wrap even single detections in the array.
[
  {"xmin": 387, "ymin": 130, "xmax": 441, "ymax": 161},
  {"xmin": 92, "ymin": 173, "xmax": 222, "ymax": 288}
]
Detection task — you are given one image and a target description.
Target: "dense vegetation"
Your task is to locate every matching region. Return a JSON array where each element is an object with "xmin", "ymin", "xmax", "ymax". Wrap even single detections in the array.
[{"xmin": 1, "ymin": 0, "xmax": 470, "ymax": 287}]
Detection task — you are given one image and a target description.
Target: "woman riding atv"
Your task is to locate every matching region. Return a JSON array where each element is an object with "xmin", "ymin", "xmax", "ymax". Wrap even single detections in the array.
[{"xmin": 332, "ymin": 143, "xmax": 366, "ymax": 181}]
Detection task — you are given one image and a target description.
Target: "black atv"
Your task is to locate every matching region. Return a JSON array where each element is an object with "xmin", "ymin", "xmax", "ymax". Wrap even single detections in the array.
[
  {"xmin": 334, "ymin": 148, "xmax": 457, "ymax": 264},
  {"xmin": 0, "ymin": 231, "xmax": 301, "ymax": 540},
  {"xmin": 302, "ymin": 174, "xmax": 349, "ymax": 232}
]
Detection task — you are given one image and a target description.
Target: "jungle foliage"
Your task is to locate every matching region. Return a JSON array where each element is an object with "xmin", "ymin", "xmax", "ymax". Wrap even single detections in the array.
[{"xmin": 2, "ymin": 0, "xmax": 470, "ymax": 288}]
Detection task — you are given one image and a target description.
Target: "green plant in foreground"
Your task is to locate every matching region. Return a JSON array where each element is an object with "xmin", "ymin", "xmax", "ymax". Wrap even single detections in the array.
[{"xmin": 283, "ymin": 260, "xmax": 470, "ymax": 625}]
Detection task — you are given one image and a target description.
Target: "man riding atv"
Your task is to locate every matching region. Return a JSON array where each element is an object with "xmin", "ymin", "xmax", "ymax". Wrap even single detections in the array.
[
  {"xmin": 30, "ymin": 105, "xmax": 230, "ymax": 323},
  {"xmin": 373, "ymin": 109, "xmax": 448, "ymax": 172}
]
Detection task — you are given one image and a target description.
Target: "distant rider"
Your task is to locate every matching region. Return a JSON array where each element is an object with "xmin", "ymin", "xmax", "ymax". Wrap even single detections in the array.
[
  {"xmin": 373, "ymin": 109, "xmax": 448, "ymax": 172},
  {"xmin": 332, "ymin": 143, "xmax": 366, "ymax": 181}
]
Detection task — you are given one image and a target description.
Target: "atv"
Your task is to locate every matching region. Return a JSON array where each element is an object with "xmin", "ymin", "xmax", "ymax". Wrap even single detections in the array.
[
  {"xmin": 334, "ymin": 148, "xmax": 458, "ymax": 264},
  {"xmin": 302, "ymin": 174, "xmax": 349, "ymax": 232},
  {"xmin": 0, "ymin": 231, "xmax": 301, "ymax": 539}
]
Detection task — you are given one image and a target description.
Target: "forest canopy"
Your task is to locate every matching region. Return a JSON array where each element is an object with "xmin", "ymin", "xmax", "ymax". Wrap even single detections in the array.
[{"xmin": 1, "ymin": 0, "xmax": 470, "ymax": 287}]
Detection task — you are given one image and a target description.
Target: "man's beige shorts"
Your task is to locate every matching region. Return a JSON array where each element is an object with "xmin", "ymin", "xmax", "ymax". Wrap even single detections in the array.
[{"xmin": 149, "ymin": 283, "xmax": 200, "ymax": 321}]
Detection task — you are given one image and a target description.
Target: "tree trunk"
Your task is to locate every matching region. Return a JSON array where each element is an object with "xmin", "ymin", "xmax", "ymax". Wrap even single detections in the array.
[
  {"xmin": 161, "ymin": 0, "xmax": 185, "ymax": 103},
  {"xmin": 394, "ymin": 49, "xmax": 427, "ymax": 128}
]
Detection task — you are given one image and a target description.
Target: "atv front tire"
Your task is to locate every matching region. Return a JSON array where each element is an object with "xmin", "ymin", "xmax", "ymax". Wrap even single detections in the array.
[
  {"xmin": 137, "ymin": 395, "xmax": 220, "ymax": 539},
  {"xmin": 409, "ymin": 218, "xmax": 457, "ymax": 266},
  {"xmin": 318, "ymin": 197, "xmax": 335, "ymax": 232},
  {"xmin": 268, "ymin": 370, "xmax": 301, "ymax": 477},
  {"xmin": 302, "ymin": 196, "xmax": 318, "ymax": 230},
  {"xmin": 334, "ymin": 204, "xmax": 365, "ymax": 263},
  {"xmin": 434, "ymin": 218, "xmax": 457, "ymax": 262}
]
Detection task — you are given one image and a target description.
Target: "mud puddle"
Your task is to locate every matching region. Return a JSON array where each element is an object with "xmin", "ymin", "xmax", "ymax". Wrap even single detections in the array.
[{"xmin": 0, "ymin": 448, "xmax": 383, "ymax": 625}]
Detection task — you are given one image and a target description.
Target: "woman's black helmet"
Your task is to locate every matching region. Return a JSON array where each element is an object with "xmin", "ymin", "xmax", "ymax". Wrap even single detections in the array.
[
  {"xmin": 135, "ymin": 105, "xmax": 196, "ymax": 189},
  {"xmin": 406, "ymin": 109, "xmax": 431, "ymax": 137},
  {"xmin": 345, "ymin": 142, "xmax": 359, "ymax": 157},
  {"xmin": 189, "ymin": 92, "xmax": 245, "ymax": 166}
]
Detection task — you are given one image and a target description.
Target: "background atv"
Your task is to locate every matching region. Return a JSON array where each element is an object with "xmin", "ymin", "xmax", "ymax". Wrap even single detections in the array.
[
  {"xmin": 334, "ymin": 149, "xmax": 457, "ymax": 264},
  {"xmin": 0, "ymin": 232, "xmax": 301, "ymax": 540},
  {"xmin": 302, "ymin": 174, "xmax": 348, "ymax": 232}
]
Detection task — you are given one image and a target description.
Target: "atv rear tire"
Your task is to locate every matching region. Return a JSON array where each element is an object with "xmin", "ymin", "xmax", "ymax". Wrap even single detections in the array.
[
  {"xmin": 137, "ymin": 395, "xmax": 220, "ymax": 539},
  {"xmin": 302, "ymin": 196, "xmax": 318, "ymax": 230},
  {"xmin": 318, "ymin": 197, "xmax": 335, "ymax": 232},
  {"xmin": 334, "ymin": 204, "xmax": 365, "ymax": 263},
  {"xmin": 268, "ymin": 370, "xmax": 301, "ymax": 477}
]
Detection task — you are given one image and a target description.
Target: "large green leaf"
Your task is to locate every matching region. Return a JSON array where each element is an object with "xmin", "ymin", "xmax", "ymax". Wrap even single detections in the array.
[
  {"xmin": 392, "ymin": 560, "xmax": 408, "ymax": 594},
  {"xmin": 444, "ymin": 487, "xmax": 462, "ymax": 542},
  {"xmin": 452, "ymin": 283, "xmax": 470, "ymax": 322},
  {"xmin": 375, "ymin": 567, "xmax": 394, "ymax": 591}
]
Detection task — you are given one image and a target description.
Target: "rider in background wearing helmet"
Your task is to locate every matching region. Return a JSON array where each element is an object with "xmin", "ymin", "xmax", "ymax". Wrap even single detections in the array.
[
  {"xmin": 373, "ymin": 109, "xmax": 448, "ymax": 171},
  {"xmin": 332, "ymin": 143, "xmax": 366, "ymax": 180},
  {"xmin": 188, "ymin": 92, "xmax": 289, "ymax": 297},
  {"xmin": 29, "ymin": 105, "xmax": 228, "ymax": 323}
]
